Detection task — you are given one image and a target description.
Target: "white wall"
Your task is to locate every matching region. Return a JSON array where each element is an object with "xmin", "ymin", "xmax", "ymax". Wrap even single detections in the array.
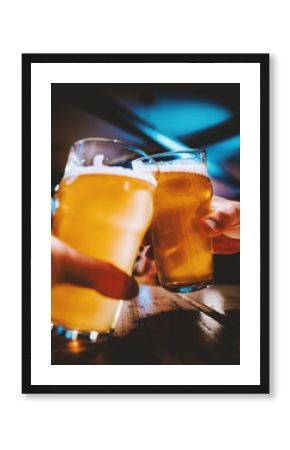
[{"xmin": 0, "ymin": 1, "xmax": 285, "ymax": 450}]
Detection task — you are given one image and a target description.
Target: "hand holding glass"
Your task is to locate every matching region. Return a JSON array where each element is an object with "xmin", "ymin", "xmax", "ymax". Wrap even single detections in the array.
[{"xmin": 52, "ymin": 138, "xmax": 156, "ymax": 334}]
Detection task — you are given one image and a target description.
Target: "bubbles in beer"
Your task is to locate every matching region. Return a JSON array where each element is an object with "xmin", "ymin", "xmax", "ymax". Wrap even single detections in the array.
[{"xmin": 151, "ymin": 161, "xmax": 213, "ymax": 291}]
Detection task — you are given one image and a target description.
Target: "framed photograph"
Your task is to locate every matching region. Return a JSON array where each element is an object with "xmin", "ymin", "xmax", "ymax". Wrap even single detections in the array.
[{"xmin": 22, "ymin": 53, "xmax": 269, "ymax": 394}]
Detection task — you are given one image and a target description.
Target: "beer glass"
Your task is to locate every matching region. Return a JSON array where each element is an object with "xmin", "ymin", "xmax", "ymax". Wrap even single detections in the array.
[
  {"xmin": 52, "ymin": 138, "xmax": 157, "ymax": 336},
  {"xmin": 135, "ymin": 150, "xmax": 213, "ymax": 293}
]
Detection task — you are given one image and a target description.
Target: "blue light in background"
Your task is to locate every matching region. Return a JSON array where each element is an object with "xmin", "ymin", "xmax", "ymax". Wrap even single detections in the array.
[
  {"xmin": 134, "ymin": 99, "xmax": 232, "ymax": 137},
  {"xmin": 131, "ymin": 113, "xmax": 240, "ymax": 197},
  {"xmin": 143, "ymin": 127, "xmax": 188, "ymax": 152},
  {"xmin": 206, "ymin": 135, "xmax": 240, "ymax": 161},
  {"xmin": 206, "ymin": 135, "xmax": 240, "ymax": 180},
  {"xmin": 51, "ymin": 198, "xmax": 55, "ymax": 214},
  {"xmin": 137, "ymin": 123, "xmax": 222, "ymax": 178}
]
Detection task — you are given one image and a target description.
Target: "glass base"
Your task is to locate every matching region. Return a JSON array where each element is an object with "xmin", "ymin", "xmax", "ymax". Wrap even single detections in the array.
[
  {"xmin": 51, "ymin": 324, "xmax": 114, "ymax": 342},
  {"xmin": 162, "ymin": 278, "xmax": 213, "ymax": 293}
]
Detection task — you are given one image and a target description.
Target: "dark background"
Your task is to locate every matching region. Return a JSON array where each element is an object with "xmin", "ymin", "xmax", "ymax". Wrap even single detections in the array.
[{"xmin": 51, "ymin": 83, "xmax": 240, "ymax": 284}]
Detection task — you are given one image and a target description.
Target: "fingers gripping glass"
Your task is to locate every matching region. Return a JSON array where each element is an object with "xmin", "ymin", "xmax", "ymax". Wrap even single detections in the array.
[
  {"xmin": 135, "ymin": 149, "xmax": 214, "ymax": 293},
  {"xmin": 52, "ymin": 138, "xmax": 157, "ymax": 338}
]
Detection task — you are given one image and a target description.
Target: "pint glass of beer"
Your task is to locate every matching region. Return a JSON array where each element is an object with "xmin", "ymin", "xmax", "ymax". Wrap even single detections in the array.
[
  {"xmin": 135, "ymin": 150, "xmax": 213, "ymax": 293},
  {"xmin": 52, "ymin": 138, "xmax": 157, "ymax": 335}
]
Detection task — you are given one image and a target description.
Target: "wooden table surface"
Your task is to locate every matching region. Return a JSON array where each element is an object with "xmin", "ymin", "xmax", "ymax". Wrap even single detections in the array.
[{"xmin": 51, "ymin": 284, "xmax": 240, "ymax": 365}]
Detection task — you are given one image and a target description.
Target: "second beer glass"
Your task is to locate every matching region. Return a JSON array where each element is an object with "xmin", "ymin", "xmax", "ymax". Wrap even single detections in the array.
[{"xmin": 136, "ymin": 150, "xmax": 213, "ymax": 293}]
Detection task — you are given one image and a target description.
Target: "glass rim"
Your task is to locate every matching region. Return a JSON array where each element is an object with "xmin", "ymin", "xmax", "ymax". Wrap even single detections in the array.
[
  {"xmin": 134, "ymin": 149, "xmax": 207, "ymax": 166},
  {"xmin": 71, "ymin": 136, "xmax": 148, "ymax": 157},
  {"xmin": 148, "ymin": 148, "xmax": 206, "ymax": 159},
  {"xmin": 65, "ymin": 137, "xmax": 158, "ymax": 175}
]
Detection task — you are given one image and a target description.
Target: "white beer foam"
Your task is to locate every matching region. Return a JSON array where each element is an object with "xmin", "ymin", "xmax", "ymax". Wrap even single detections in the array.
[
  {"xmin": 158, "ymin": 161, "xmax": 208, "ymax": 177},
  {"xmin": 133, "ymin": 160, "xmax": 208, "ymax": 178},
  {"xmin": 64, "ymin": 164, "xmax": 157, "ymax": 186}
]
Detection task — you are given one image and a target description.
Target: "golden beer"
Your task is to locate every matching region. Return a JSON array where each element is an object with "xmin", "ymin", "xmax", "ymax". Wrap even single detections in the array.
[
  {"xmin": 150, "ymin": 156, "xmax": 213, "ymax": 292},
  {"xmin": 52, "ymin": 139, "xmax": 156, "ymax": 334}
]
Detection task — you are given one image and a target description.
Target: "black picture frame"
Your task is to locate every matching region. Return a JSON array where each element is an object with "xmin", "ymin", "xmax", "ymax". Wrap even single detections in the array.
[{"xmin": 22, "ymin": 53, "xmax": 269, "ymax": 394}]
